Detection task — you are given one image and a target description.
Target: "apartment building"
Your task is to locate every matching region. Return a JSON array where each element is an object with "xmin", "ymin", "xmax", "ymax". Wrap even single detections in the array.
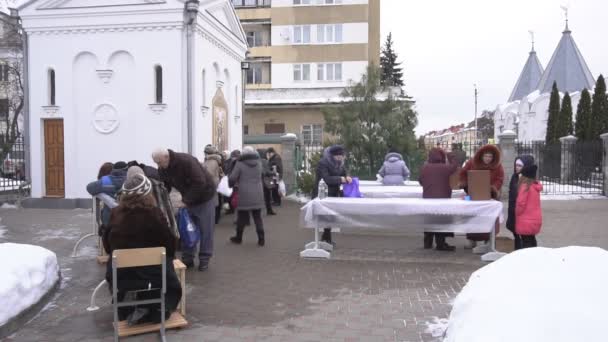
[{"xmin": 233, "ymin": 0, "xmax": 380, "ymax": 144}]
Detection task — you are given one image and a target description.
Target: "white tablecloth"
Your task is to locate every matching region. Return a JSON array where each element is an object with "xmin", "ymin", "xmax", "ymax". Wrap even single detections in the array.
[
  {"xmin": 360, "ymin": 186, "xmax": 465, "ymax": 199},
  {"xmin": 358, "ymin": 180, "xmax": 419, "ymax": 187},
  {"xmin": 300, "ymin": 197, "xmax": 503, "ymax": 234}
]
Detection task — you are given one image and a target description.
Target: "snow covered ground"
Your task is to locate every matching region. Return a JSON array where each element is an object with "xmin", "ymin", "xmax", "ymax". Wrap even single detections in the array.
[
  {"xmin": 443, "ymin": 246, "xmax": 608, "ymax": 342},
  {"xmin": 0, "ymin": 243, "xmax": 59, "ymax": 327}
]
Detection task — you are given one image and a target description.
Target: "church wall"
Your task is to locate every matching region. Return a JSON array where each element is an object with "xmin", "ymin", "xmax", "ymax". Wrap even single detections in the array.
[{"xmin": 26, "ymin": 28, "xmax": 184, "ymax": 198}]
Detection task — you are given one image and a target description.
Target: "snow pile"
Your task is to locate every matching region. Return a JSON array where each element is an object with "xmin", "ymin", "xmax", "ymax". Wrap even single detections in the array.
[
  {"xmin": 0, "ymin": 243, "xmax": 59, "ymax": 326},
  {"xmin": 444, "ymin": 246, "xmax": 608, "ymax": 342},
  {"xmin": 286, "ymin": 193, "xmax": 310, "ymax": 204}
]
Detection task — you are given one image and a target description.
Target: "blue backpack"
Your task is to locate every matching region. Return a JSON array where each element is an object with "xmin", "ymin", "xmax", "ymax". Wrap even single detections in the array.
[{"xmin": 177, "ymin": 208, "xmax": 200, "ymax": 249}]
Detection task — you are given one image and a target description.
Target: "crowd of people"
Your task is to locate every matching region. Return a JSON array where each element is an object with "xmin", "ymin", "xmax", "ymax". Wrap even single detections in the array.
[{"xmin": 85, "ymin": 145, "xmax": 284, "ymax": 325}]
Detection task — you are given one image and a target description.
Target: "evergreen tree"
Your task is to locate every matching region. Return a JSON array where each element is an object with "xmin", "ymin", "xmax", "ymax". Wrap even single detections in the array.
[
  {"xmin": 557, "ymin": 92, "xmax": 573, "ymax": 137},
  {"xmin": 545, "ymin": 82, "xmax": 561, "ymax": 144},
  {"xmin": 575, "ymin": 88, "xmax": 592, "ymax": 141},
  {"xmin": 591, "ymin": 75, "xmax": 608, "ymax": 139},
  {"xmin": 380, "ymin": 33, "xmax": 404, "ymax": 87}
]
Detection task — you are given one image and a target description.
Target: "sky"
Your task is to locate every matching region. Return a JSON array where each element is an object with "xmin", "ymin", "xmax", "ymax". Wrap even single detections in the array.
[{"xmin": 380, "ymin": 0, "xmax": 608, "ymax": 136}]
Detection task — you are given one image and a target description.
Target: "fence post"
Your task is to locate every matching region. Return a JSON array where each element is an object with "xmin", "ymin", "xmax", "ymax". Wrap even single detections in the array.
[
  {"xmin": 601, "ymin": 133, "xmax": 608, "ymax": 196},
  {"xmin": 280, "ymin": 133, "xmax": 298, "ymax": 194},
  {"xmin": 498, "ymin": 130, "xmax": 517, "ymax": 199},
  {"xmin": 559, "ymin": 135, "xmax": 577, "ymax": 183}
]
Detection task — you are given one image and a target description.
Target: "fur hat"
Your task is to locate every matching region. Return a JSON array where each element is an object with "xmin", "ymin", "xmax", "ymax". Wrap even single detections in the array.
[
  {"xmin": 126, "ymin": 166, "xmax": 145, "ymax": 181},
  {"xmin": 204, "ymin": 144, "xmax": 219, "ymax": 155},
  {"xmin": 113, "ymin": 161, "xmax": 128, "ymax": 170},
  {"xmin": 120, "ymin": 174, "xmax": 152, "ymax": 198},
  {"xmin": 329, "ymin": 145, "xmax": 345, "ymax": 156},
  {"xmin": 521, "ymin": 165, "xmax": 538, "ymax": 179}
]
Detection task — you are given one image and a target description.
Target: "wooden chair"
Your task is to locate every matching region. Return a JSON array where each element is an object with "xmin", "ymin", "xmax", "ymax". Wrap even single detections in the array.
[{"xmin": 111, "ymin": 247, "xmax": 187, "ymax": 341}]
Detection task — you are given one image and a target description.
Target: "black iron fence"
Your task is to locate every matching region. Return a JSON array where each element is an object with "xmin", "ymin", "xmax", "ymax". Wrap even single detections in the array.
[
  {"xmin": 517, "ymin": 140, "xmax": 604, "ymax": 195},
  {"xmin": 0, "ymin": 135, "xmax": 28, "ymax": 194}
]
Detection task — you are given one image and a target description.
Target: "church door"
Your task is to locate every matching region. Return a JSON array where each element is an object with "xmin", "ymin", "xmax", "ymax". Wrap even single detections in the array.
[{"xmin": 44, "ymin": 119, "xmax": 65, "ymax": 197}]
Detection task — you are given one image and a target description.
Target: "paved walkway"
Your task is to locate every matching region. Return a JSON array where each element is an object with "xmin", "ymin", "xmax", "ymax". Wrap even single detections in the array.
[{"xmin": 1, "ymin": 198, "xmax": 607, "ymax": 342}]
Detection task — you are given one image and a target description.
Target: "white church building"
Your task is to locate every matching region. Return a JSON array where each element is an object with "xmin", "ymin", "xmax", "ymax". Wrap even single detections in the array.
[
  {"xmin": 17, "ymin": 0, "xmax": 247, "ymax": 206},
  {"xmin": 495, "ymin": 22, "xmax": 596, "ymax": 142}
]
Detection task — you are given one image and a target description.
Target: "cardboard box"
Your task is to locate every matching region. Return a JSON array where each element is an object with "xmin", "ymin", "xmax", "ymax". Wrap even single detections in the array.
[{"xmin": 467, "ymin": 170, "xmax": 491, "ymax": 201}]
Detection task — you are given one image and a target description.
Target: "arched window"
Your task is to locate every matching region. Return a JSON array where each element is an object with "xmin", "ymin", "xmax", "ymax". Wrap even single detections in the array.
[
  {"xmin": 48, "ymin": 69, "xmax": 56, "ymax": 106},
  {"xmin": 202, "ymin": 69, "xmax": 206, "ymax": 106},
  {"xmin": 154, "ymin": 65, "xmax": 163, "ymax": 104}
]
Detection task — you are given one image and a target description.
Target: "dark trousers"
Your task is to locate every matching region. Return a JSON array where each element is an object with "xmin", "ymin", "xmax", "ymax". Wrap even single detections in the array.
[
  {"xmin": 511, "ymin": 231, "xmax": 523, "ymax": 250},
  {"xmin": 271, "ymin": 187, "xmax": 281, "ymax": 205},
  {"xmin": 424, "ymin": 232, "xmax": 453, "ymax": 246},
  {"xmin": 182, "ymin": 198, "xmax": 215, "ymax": 264},
  {"xmin": 236, "ymin": 209, "xmax": 265, "ymax": 240},
  {"xmin": 519, "ymin": 235, "xmax": 537, "ymax": 249},
  {"xmin": 215, "ymin": 195, "xmax": 222, "ymax": 224},
  {"xmin": 263, "ymin": 187, "xmax": 273, "ymax": 213}
]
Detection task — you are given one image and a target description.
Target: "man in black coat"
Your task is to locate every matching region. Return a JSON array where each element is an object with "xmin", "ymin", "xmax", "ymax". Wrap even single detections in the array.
[
  {"xmin": 152, "ymin": 148, "xmax": 217, "ymax": 271},
  {"xmin": 266, "ymin": 147, "xmax": 283, "ymax": 206}
]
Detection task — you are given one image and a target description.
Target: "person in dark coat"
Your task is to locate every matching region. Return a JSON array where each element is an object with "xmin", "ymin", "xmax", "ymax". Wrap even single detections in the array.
[
  {"xmin": 258, "ymin": 148, "xmax": 277, "ymax": 216},
  {"xmin": 87, "ymin": 161, "xmax": 128, "ymax": 229},
  {"xmin": 419, "ymin": 148, "xmax": 458, "ymax": 251},
  {"xmin": 459, "ymin": 144, "xmax": 505, "ymax": 248},
  {"xmin": 127, "ymin": 160, "xmax": 160, "ymax": 181},
  {"xmin": 450, "ymin": 143, "xmax": 467, "ymax": 167},
  {"xmin": 506, "ymin": 155, "xmax": 535, "ymax": 250},
  {"xmin": 266, "ymin": 147, "xmax": 283, "ymax": 206},
  {"xmin": 312, "ymin": 145, "xmax": 352, "ymax": 245},
  {"xmin": 152, "ymin": 148, "xmax": 217, "ymax": 271},
  {"xmin": 229, "ymin": 147, "xmax": 266, "ymax": 246},
  {"xmin": 224, "ymin": 149, "xmax": 241, "ymax": 214},
  {"xmin": 103, "ymin": 174, "xmax": 182, "ymax": 326},
  {"xmin": 203, "ymin": 145, "xmax": 224, "ymax": 224}
]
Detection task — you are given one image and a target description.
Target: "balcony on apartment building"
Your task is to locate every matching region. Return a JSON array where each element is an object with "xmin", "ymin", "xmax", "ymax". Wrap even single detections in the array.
[
  {"xmin": 244, "ymin": 23, "xmax": 272, "ymax": 57},
  {"xmin": 246, "ymin": 59, "xmax": 272, "ymax": 89}
]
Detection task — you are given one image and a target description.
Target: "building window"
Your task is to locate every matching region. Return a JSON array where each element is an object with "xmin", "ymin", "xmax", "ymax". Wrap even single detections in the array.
[
  {"xmin": 293, "ymin": 25, "xmax": 311, "ymax": 44},
  {"xmin": 48, "ymin": 69, "xmax": 56, "ymax": 106},
  {"xmin": 265, "ymin": 123, "xmax": 285, "ymax": 134},
  {"xmin": 0, "ymin": 64, "xmax": 8, "ymax": 82},
  {"xmin": 0, "ymin": 98, "xmax": 8, "ymax": 119},
  {"xmin": 293, "ymin": 0, "xmax": 311, "ymax": 4},
  {"xmin": 302, "ymin": 124, "xmax": 322, "ymax": 144},
  {"xmin": 317, "ymin": 24, "xmax": 342, "ymax": 43},
  {"xmin": 293, "ymin": 64, "xmax": 311, "ymax": 81},
  {"xmin": 247, "ymin": 64, "xmax": 263, "ymax": 84},
  {"xmin": 246, "ymin": 31, "xmax": 265, "ymax": 47},
  {"xmin": 243, "ymin": 125, "xmax": 249, "ymax": 135},
  {"xmin": 154, "ymin": 65, "xmax": 163, "ymax": 104},
  {"xmin": 317, "ymin": 63, "xmax": 342, "ymax": 81},
  {"xmin": 321, "ymin": 0, "xmax": 342, "ymax": 4}
]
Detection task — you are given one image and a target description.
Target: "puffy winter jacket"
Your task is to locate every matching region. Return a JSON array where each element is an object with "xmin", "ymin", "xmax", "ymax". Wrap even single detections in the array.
[
  {"xmin": 515, "ymin": 182, "xmax": 543, "ymax": 236},
  {"xmin": 378, "ymin": 153, "xmax": 410, "ymax": 185}
]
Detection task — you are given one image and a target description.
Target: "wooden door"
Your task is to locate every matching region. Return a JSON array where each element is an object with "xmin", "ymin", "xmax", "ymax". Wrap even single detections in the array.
[{"xmin": 44, "ymin": 119, "xmax": 65, "ymax": 197}]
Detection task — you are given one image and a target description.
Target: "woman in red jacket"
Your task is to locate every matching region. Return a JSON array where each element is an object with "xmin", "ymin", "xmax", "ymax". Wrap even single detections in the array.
[
  {"xmin": 516, "ymin": 165, "xmax": 542, "ymax": 249},
  {"xmin": 459, "ymin": 144, "xmax": 505, "ymax": 249}
]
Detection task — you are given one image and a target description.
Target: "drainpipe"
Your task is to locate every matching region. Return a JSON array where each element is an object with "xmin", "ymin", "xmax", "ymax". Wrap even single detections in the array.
[
  {"xmin": 14, "ymin": 10, "xmax": 31, "ymax": 183},
  {"xmin": 185, "ymin": 1, "xmax": 199, "ymax": 154}
]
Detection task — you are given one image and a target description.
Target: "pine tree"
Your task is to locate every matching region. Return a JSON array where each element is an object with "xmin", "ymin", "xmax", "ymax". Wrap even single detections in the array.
[
  {"xmin": 557, "ymin": 92, "xmax": 574, "ymax": 137},
  {"xmin": 380, "ymin": 33, "xmax": 404, "ymax": 87},
  {"xmin": 591, "ymin": 75, "xmax": 608, "ymax": 140},
  {"xmin": 545, "ymin": 82, "xmax": 561, "ymax": 144},
  {"xmin": 575, "ymin": 88, "xmax": 592, "ymax": 141}
]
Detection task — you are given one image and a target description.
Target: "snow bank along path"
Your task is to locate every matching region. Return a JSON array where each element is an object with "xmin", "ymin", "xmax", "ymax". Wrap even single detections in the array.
[
  {"xmin": 0, "ymin": 243, "xmax": 59, "ymax": 326},
  {"xmin": 444, "ymin": 246, "xmax": 608, "ymax": 342}
]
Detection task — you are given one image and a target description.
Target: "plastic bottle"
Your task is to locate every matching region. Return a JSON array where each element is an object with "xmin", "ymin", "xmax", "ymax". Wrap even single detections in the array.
[{"xmin": 318, "ymin": 179, "xmax": 328, "ymax": 199}]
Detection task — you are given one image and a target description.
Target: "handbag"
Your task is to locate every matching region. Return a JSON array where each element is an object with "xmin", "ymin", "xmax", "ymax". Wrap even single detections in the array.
[
  {"xmin": 177, "ymin": 208, "xmax": 201, "ymax": 249},
  {"xmin": 217, "ymin": 176, "xmax": 233, "ymax": 197},
  {"xmin": 230, "ymin": 189, "xmax": 239, "ymax": 208},
  {"xmin": 278, "ymin": 180, "xmax": 286, "ymax": 197},
  {"xmin": 343, "ymin": 177, "xmax": 363, "ymax": 198}
]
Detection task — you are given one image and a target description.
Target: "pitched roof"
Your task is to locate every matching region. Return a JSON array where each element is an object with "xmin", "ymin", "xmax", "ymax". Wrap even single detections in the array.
[
  {"xmin": 508, "ymin": 49, "xmax": 544, "ymax": 102},
  {"xmin": 536, "ymin": 27, "xmax": 595, "ymax": 94}
]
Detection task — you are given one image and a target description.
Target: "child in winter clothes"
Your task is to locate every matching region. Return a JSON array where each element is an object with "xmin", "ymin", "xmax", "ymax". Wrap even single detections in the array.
[
  {"xmin": 506, "ymin": 155, "xmax": 535, "ymax": 250},
  {"xmin": 515, "ymin": 164, "xmax": 542, "ymax": 249}
]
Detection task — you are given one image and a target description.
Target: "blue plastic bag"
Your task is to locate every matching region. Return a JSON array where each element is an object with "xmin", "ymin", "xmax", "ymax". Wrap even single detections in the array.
[
  {"xmin": 177, "ymin": 208, "xmax": 200, "ymax": 249},
  {"xmin": 343, "ymin": 177, "xmax": 363, "ymax": 198}
]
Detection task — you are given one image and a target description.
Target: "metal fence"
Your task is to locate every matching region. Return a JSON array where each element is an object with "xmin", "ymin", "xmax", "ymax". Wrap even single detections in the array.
[
  {"xmin": 0, "ymin": 135, "xmax": 28, "ymax": 194},
  {"xmin": 517, "ymin": 140, "xmax": 604, "ymax": 195}
]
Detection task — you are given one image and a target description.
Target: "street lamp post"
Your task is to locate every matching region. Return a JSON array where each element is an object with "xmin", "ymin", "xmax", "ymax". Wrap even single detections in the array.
[
  {"xmin": 241, "ymin": 57, "xmax": 250, "ymax": 145},
  {"xmin": 474, "ymin": 83, "xmax": 478, "ymax": 145}
]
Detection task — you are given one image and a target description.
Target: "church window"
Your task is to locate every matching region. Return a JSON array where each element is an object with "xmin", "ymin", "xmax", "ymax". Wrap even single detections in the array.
[
  {"xmin": 155, "ymin": 65, "xmax": 163, "ymax": 104},
  {"xmin": 48, "ymin": 69, "xmax": 56, "ymax": 106}
]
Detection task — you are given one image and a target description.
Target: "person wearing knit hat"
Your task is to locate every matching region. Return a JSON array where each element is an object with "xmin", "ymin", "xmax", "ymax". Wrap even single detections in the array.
[
  {"xmin": 266, "ymin": 147, "xmax": 283, "ymax": 206},
  {"xmin": 103, "ymin": 173, "xmax": 182, "ymax": 325},
  {"xmin": 311, "ymin": 145, "xmax": 352, "ymax": 245},
  {"xmin": 506, "ymin": 155, "xmax": 535, "ymax": 250},
  {"xmin": 515, "ymin": 164, "xmax": 542, "ymax": 249},
  {"xmin": 126, "ymin": 165, "xmax": 145, "ymax": 182},
  {"xmin": 203, "ymin": 144, "xmax": 224, "ymax": 224}
]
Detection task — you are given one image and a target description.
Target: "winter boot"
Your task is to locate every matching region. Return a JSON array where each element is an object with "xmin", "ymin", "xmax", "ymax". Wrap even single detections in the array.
[
  {"xmin": 230, "ymin": 226, "xmax": 244, "ymax": 244},
  {"xmin": 257, "ymin": 230, "xmax": 265, "ymax": 246}
]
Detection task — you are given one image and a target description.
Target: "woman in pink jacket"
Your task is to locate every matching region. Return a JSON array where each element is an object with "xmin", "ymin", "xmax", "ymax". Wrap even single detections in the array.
[{"xmin": 515, "ymin": 164, "xmax": 542, "ymax": 249}]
